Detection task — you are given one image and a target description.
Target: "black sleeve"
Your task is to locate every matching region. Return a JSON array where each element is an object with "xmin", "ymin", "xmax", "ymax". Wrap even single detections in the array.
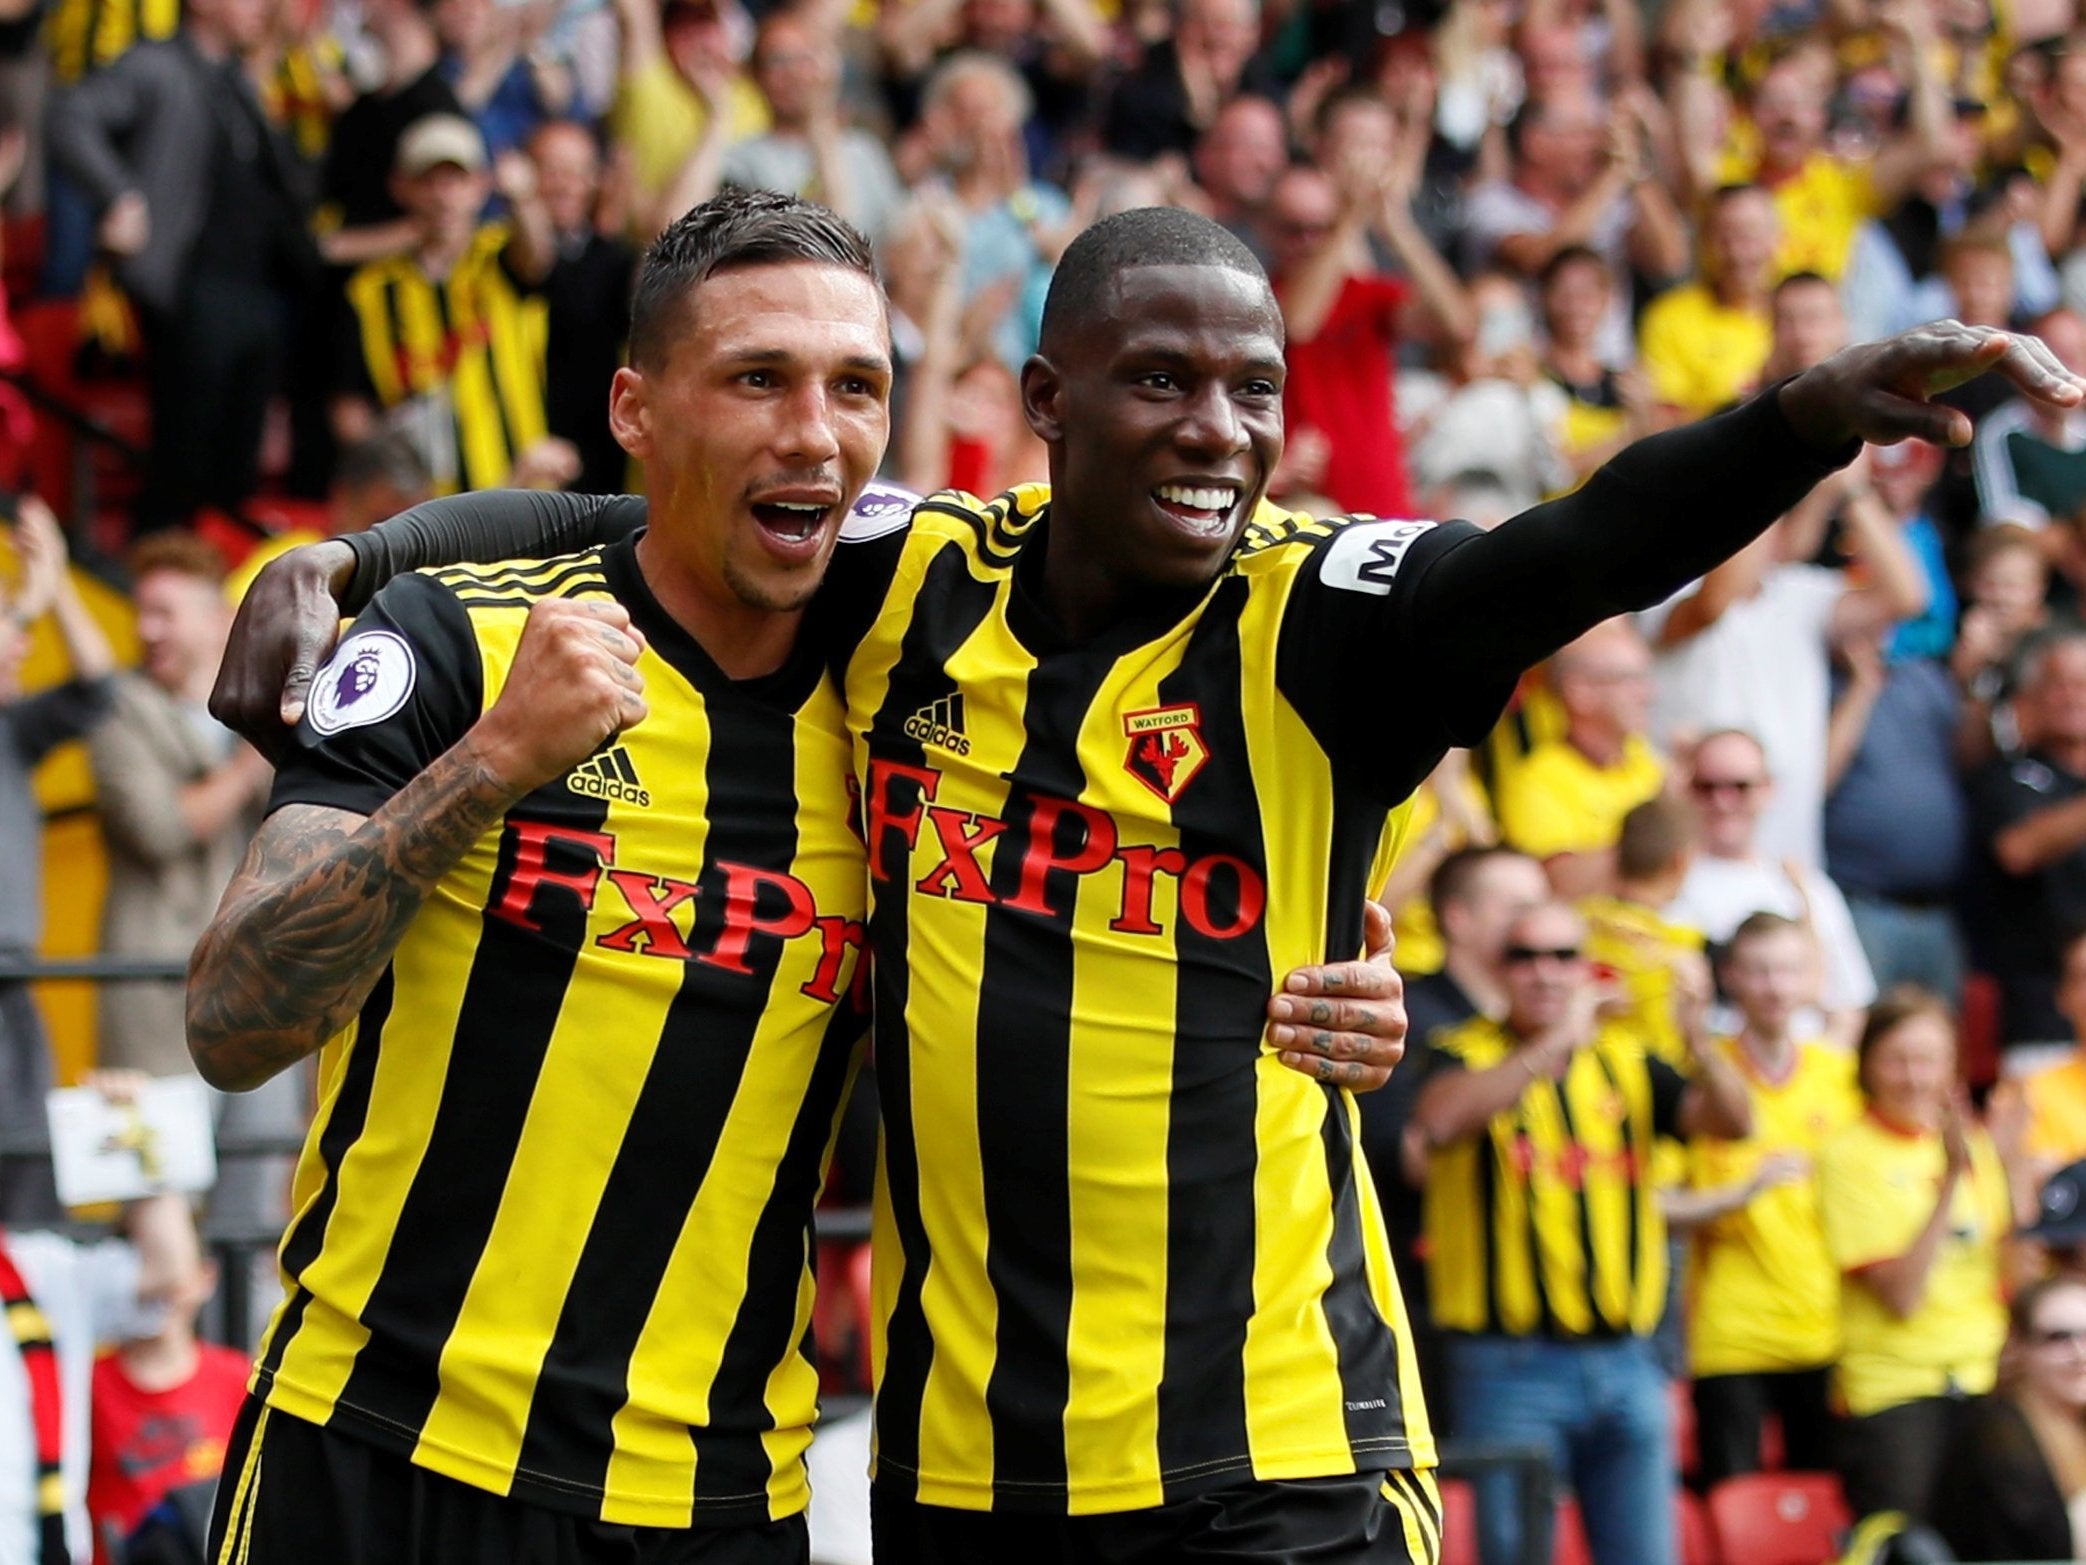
[
  {"xmin": 339, "ymin": 491, "xmax": 645, "ymax": 612},
  {"xmin": 4, "ymin": 675, "xmax": 113, "ymax": 765},
  {"xmin": 268, "ymin": 572, "xmax": 484, "ymax": 817},
  {"xmin": 1972, "ymin": 754, "xmax": 2058, "ymax": 837},
  {"xmin": 1277, "ymin": 386, "xmax": 1855, "ymax": 798},
  {"xmin": 1647, "ymin": 1055, "xmax": 1689, "ymax": 1141}
]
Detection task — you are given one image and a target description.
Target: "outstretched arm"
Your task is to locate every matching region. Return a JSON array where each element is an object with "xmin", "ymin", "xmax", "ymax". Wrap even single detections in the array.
[{"xmin": 1409, "ymin": 324, "xmax": 2085, "ymax": 697}]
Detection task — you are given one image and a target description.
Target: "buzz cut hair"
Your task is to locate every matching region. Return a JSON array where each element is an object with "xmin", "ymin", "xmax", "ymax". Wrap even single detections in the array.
[
  {"xmin": 630, "ymin": 186, "xmax": 879, "ymax": 371},
  {"xmin": 1038, "ymin": 206, "xmax": 1272, "ymax": 355}
]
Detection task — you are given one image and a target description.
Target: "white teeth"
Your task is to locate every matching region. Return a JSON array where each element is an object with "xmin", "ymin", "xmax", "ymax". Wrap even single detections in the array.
[
  {"xmin": 1156, "ymin": 484, "xmax": 1238, "ymax": 512},
  {"xmin": 769, "ymin": 500, "xmax": 826, "ymax": 512}
]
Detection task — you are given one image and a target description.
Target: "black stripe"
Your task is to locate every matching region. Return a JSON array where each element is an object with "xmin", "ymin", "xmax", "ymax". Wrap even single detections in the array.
[
  {"xmin": 970, "ymin": 648, "xmax": 1118, "ymax": 1501},
  {"xmin": 1154, "ymin": 581, "xmax": 1266, "ymax": 1498},
  {"xmin": 256, "ymin": 967, "xmax": 394, "ymax": 1382},
  {"xmin": 857, "ymin": 543, "xmax": 1003, "ymax": 1490},
  {"xmin": 510, "ymin": 686, "xmax": 826, "ymax": 1514},
  {"xmin": 433, "ymin": 558, "xmax": 606, "ymax": 596},
  {"xmin": 330, "ymin": 787, "xmax": 608, "ymax": 1436},
  {"xmin": 1474, "ymin": 1115, "xmax": 1503, "ymax": 1336},
  {"xmin": 1548, "ymin": 1070, "xmax": 1603, "ymax": 1333},
  {"xmin": 1520, "ymin": 1087, "xmax": 1562, "ymax": 1337}
]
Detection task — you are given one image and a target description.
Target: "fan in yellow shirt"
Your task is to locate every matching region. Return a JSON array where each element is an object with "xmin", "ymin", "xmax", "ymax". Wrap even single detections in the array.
[
  {"xmin": 1495, "ymin": 618, "xmax": 1664, "ymax": 897},
  {"xmin": 610, "ymin": 0, "xmax": 769, "ymax": 237},
  {"xmin": 1665, "ymin": 913, "xmax": 1861, "ymax": 1486},
  {"xmin": 1580, "ymin": 796, "xmax": 1703, "ymax": 1069},
  {"xmin": 1640, "ymin": 187, "xmax": 1778, "ymax": 420},
  {"xmin": 2012, "ymin": 930, "xmax": 2086, "ymax": 1178},
  {"xmin": 1817, "ymin": 990, "xmax": 2016, "ymax": 1522}
]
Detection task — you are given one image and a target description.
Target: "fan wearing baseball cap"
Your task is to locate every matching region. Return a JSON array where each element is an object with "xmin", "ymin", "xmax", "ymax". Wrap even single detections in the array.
[{"xmin": 332, "ymin": 112, "xmax": 580, "ymax": 498}]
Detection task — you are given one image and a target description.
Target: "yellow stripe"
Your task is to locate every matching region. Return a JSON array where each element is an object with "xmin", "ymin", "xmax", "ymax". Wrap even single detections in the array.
[
  {"xmin": 1057, "ymin": 652, "xmax": 1181, "ymax": 1510},
  {"xmin": 7, "ymin": 1300, "xmax": 51, "ymax": 1342},
  {"xmin": 214, "ymin": 1405, "xmax": 267, "ymax": 1565}
]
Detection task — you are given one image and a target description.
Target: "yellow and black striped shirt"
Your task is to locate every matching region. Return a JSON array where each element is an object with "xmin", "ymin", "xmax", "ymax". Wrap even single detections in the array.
[
  {"xmin": 43, "ymin": 0, "xmax": 175, "ymax": 83},
  {"xmin": 826, "ymin": 487, "xmax": 1502, "ymax": 1514},
  {"xmin": 257, "ymin": 534, "xmax": 869, "ymax": 1525},
  {"xmin": 1422, "ymin": 1015, "xmax": 1687, "ymax": 1340},
  {"xmin": 339, "ymin": 225, "xmax": 550, "ymax": 496}
]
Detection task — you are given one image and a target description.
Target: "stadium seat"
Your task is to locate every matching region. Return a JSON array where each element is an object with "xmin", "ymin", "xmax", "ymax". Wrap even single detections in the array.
[
  {"xmin": 1679, "ymin": 1486, "xmax": 1722, "ymax": 1565},
  {"xmin": 1960, "ymin": 971, "xmax": 2002, "ymax": 1090},
  {"xmin": 847, "ymin": 1240, "xmax": 874, "ymax": 1390},
  {"xmin": 1437, "ymin": 1477, "xmax": 1477, "ymax": 1565},
  {"xmin": 1552, "ymin": 1497, "xmax": 1591, "ymax": 1565},
  {"xmin": 1706, "ymin": 1472, "xmax": 1852, "ymax": 1565}
]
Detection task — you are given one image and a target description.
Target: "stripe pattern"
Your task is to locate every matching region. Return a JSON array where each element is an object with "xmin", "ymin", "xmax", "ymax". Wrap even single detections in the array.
[
  {"xmin": 849, "ymin": 487, "xmax": 1433, "ymax": 1514},
  {"xmin": 341, "ymin": 226, "xmax": 550, "ymax": 495},
  {"xmin": 253, "ymin": 541, "xmax": 870, "ymax": 1525},
  {"xmin": 1422, "ymin": 1016, "xmax": 1670, "ymax": 1339}
]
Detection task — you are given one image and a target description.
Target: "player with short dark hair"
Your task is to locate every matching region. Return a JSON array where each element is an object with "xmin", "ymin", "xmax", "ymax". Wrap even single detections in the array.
[
  {"xmin": 187, "ymin": 191, "xmax": 1409, "ymax": 1565},
  {"xmin": 216, "ymin": 203, "xmax": 2086, "ymax": 1562}
]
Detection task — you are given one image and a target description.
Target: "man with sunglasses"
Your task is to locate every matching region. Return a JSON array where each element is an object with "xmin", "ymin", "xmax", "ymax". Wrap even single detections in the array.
[
  {"xmin": 1414, "ymin": 899, "xmax": 1750, "ymax": 1565},
  {"xmin": 1671, "ymin": 728, "xmax": 1876, "ymax": 1045}
]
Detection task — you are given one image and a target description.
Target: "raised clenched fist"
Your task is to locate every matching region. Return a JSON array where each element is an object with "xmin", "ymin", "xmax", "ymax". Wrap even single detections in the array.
[{"xmin": 472, "ymin": 597, "xmax": 648, "ymax": 796}]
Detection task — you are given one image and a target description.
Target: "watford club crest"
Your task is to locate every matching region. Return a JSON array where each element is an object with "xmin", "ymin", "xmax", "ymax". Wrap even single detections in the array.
[{"xmin": 1122, "ymin": 704, "xmax": 1210, "ymax": 804}]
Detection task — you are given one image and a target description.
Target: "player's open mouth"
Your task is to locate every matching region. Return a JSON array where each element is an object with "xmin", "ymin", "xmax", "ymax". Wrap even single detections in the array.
[
  {"xmin": 1152, "ymin": 482, "xmax": 1242, "ymax": 537},
  {"xmin": 750, "ymin": 499, "xmax": 836, "ymax": 548}
]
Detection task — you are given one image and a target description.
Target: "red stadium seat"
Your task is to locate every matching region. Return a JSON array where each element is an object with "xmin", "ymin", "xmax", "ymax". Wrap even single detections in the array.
[
  {"xmin": 1672, "ymin": 1378, "xmax": 1698, "ymax": 1481},
  {"xmin": 848, "ymin": 1240, "xmax": 874, "ymax": 1390},
  {"xmin": 1437, "ymin": 1477, "xmax": 1477, "ymax": 1565},
  {"xmin": 1706, "ymin": 1472, "xmax": 1851, "ymax": 1565},
  {"xmin": 1960, "ymin": 971, "xmax": 2002, "ymax": 1091},
  {"xmin": 1679, "ymin": 1486, "xmax": 1722, "ymax": 1565},
  {"xmin": 1552, "ymin": 1497, "xmax": 1591, "ymax": 1565}
]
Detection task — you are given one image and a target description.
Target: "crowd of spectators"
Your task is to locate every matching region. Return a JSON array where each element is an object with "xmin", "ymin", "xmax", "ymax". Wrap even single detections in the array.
[{"xmin": 13, "ymin": 0, "xmax": 2086, "ymax": 1556}]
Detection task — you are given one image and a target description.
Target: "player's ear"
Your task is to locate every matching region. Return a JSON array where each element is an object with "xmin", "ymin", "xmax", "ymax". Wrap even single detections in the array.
[
  {"xmin": 1021, "ymin": 354, "xmax": 1064, "ymax": 444},
  {"xmin": 609, "ymin": 366, "xmax": 652, "ymax": 460}
]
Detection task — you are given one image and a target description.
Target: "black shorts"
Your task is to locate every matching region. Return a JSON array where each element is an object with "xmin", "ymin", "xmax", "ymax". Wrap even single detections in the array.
[
  {"xmin": 208, "ymin": 1397, "xmax": 810, "ymax": 1565},
  {"xmin": 869, "ymin": 1469, "xmax": 1443, "ymax": 1565}
]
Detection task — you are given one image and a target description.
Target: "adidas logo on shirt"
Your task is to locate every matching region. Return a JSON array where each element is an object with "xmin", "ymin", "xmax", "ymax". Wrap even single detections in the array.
[
  {"xmin": 567, "ymin": 746, "xmax": 651, "ymax": 807},
  {"xmin": 904, "ymin": 694, "xmax": 971, "ymax": 756}
]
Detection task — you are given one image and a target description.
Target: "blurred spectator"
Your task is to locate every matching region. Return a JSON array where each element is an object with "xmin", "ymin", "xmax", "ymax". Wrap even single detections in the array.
[
  {"xmin": 1099, "ymin": 0, "xmax": 1273, "ymax": 163},
  {"xmin": 1667, "ymin": 729, "xmax": 1878, "ymax": 1042},
  {"xmin": 434, "ymin": 0, "xmax": 569, "ymax": 161},
  {"xmin": 722, "ymin": 12, "xmax": 905, "ymax": 248},
  {"xmin": 1268, "ymin": 120, "xmax": 1473, "ymax": 516},
  {"xmin": 1637, "ymin": 183, "xmax": 1778, "ymax": 422},
  {"xmin": 0, "ymin": 502, "xmax": 114, "ymax": 1227},
  {"xmin": 530, "ymin": 119, "xmax": 636, "ymax": 496},
  {"xmin": 331, "ymin": 114, "xmax": 571, "ymax": 496},
  {"xmin": 1668, "ymin": 912, "xmax": 1860, "ymax": 1487},
  {"xmin": 225, "ymin": 434, "xmax": 436, "ymax": 602},
  {"xmin": 1537, "ymin": 247, "xmax": 1654, "ymax": 490},
  {"xmin": 1190, "ymin": 92, "xmax": 1285, "ymax": 262},
  {"xmin": 911, "ymin": 50, "xmax": 1072, "ymax": 374},
  {"xmin": 1402, "ymin": 270, "xmax": 1565, "ymax": 516},
  {"xmin": 1417, "ymin": 898, "xmax": 1749, "ymax": 1565},
  {"xmin": 1641, "ymin": 453, "xmax": 1928, "ymax": 869},
  {"xmin": 1933, "ymin": 1273, "xmax": 2086, "ymax": 1564},
  {"xmin": 1975, "ymin": 629, "xmax": 2086, "ymax": 1060},
  {"xmin": 46, "ymin": 0, "xmax": 319, "ymax": 533},
  {"xmin": 1, "ymin": 1176, "xmax": 191, "ymax": 1565},
  {"xmin": 610, "ymin": 0, "xmax": 767, "ymax": 237},
  {"xmin": 2012, "ymin": 929, "xmax": 2086, "ymax": 1180},
  {"xmin": 1823, "ymin": 600, "xmax": 1970, "ymax": 1001},
  {"xmin": 1955, "ymin": 522, "xmax": 2052, "ymax": 765},
  {"xmin": 85, "ymin": 1192, "xmax": 248, "ymax": 1565},
  {"xmin": 1759, "ymin": 269, "xmax": 1850, "ymax": 383},
  {"xmin": 1819, "ymin": 990, "xmax": 2014, "ymax": 1523},
  {"xmin": 1975, "ymin": 307, "xmax": 2086, "ymax": 557},
  {"xmin": 1462, "ymin": 88, "xmax": 1686, "ymax": 362},
  {"xmin": 1495, "ymin": 616, "xmax": 1662, "ymax": 897},
  {"xmin": 317, "ymin": 0, "xmax": 465, "ymax": 267},
  {"xmin": 87, "ymin": 535, "xmax": 269, "ymax": 1081},
  {"xmin": 879, "ymin": 0, "xmax": 1108, "ymax": 178},
  {"xmin": 1580, "ymin": 795, "xmax": 1705, "ymax": 1068}
]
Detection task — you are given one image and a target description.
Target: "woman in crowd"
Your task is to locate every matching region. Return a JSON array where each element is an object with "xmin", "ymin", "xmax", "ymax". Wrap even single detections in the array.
[
  {"xmin": 1817, "ymin": 987, "xmax": 2014, "ymax": 1522},
  {"xmin": 1934, "ymin": 1275, "xmax": 2086, "ymax": 1561}
]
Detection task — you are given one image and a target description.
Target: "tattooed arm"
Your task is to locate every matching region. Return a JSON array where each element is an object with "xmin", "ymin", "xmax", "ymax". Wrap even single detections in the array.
[{"xmin": 186, "ymin": 595, "xmax": 650, "ymax": 1091}]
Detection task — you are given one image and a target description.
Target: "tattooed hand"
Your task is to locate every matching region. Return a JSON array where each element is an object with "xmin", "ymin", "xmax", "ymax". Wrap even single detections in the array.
[{"xmin": 1266, "ymin": 900, "xmax": 1408, "ymax": 1091}]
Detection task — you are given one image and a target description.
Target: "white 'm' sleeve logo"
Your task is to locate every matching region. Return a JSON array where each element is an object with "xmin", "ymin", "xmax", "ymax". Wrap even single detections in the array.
[{"xmin": 1319, "ymin": 519, "xmax": 1437, "ymax": 596}]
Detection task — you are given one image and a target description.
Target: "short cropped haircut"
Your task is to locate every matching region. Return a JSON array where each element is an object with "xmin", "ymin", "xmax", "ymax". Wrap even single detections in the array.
[
  {"xmin": 1964, "ymin": 521, "xmax": 2046, "ymax": 578},
  {"xmin": 1038, "ymin": 206, "xmax": 1270, "ymax": 355},
  {"xmin": 2016, "ymin": 625, "xmax": 2086, "ymax": 692},
  {"xmin": 127, "ymin": 531, "xmax": 226, "ymax": 587},
  {"xmin": 334, "ymin": 431, "xmax": 432, "ymax": 497},
  {"xmin": 1615, "ymin": 796, "xmax": 1692, "ymax": 883},
  {"xmin": 1725, "ymin": 909, "xmax": 1808, "ymax": 955},
  {"xmin": 630, "ymin": 187, "xmax": 878, "ymax": 371},
  {"xmin": 1772, "ymin": 269, "xmax": 1835, "ymax": 303},
  {"xmin": 1427, "ymin": 844, "xmax": 1538, "ymax": 924},
  {"xmin": 1538, "ymin": 243, "xmax": 1610, "ymax": 292}
]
